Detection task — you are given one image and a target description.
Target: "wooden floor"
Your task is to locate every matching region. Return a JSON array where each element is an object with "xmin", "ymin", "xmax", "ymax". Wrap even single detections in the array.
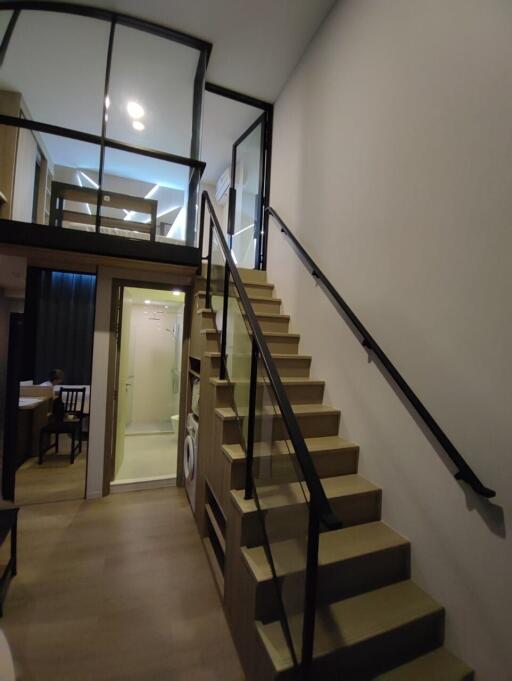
[
  {"xmin": 15, "ymin": 436, "xmax": 87, "ymax": 506},
  {"xmin": 1, "ymin": 488, "xmax": 245, "ymax": 681}
]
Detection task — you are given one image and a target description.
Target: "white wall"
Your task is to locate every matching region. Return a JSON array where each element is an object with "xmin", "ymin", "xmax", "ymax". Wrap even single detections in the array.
[
  {"xmin": 12, "ymin": 127, "xmax": 36, "ymax": 222},
  {"xmin": 87, "ymin": 265, "xmax": 191, "ymax": 498},
  {"xmin": 267, "ymin": 1, "xmax": 512, "ymax": 679}
]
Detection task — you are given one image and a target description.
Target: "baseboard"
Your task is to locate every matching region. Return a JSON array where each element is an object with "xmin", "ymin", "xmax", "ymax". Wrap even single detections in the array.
[{"xmin": 110, "ymin": 476, "xmax": 177, "ymax": 493}]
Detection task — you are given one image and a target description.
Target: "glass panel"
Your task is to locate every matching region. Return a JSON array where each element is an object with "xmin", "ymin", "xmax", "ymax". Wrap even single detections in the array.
[
  {"xmin": 232, "ymin": 120, "xmax": 263, "ymax": 269},
  {"xmin": 107, "ymin": 23, "xmax": 199, "ymax": 157},
  {"xmin": 220, "ymin": 269, "xmax": 309, "ymax": 666},
  {"xmin": 100, "ymin": 147, "xmax": 192, "ymax": 243},
  {"xmin": 0, "ymin": 122, "xmax": 100, "ymax": 227},
  {"xmin": 0, "ymin": 11, "xmax": 110, "ymax": 134},
  {"xmin": 114, "ymin": 287, "xmax": 185, "ymax": 485}
]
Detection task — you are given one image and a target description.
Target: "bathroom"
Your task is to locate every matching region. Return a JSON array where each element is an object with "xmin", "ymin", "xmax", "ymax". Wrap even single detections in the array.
[{"xmin": 112, "ymin": 286, "xmax": 185, "ymax": 488}]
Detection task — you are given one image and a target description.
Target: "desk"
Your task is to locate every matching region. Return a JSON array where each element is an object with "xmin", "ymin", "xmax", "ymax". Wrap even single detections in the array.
[{"xmin": 17, "ymin": 397, "xmax": 51, "ymax": 467}]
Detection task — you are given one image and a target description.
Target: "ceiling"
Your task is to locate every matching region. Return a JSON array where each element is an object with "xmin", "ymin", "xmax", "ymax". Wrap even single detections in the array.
[{"xmin": 29, "ymin": 0, "xmax": 336, "ymax": 102}]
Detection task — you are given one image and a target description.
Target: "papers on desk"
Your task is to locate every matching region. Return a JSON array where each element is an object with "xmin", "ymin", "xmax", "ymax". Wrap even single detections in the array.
[{"xmin": 18, "ymin": 397, "xmax": 46, "ymax": 410}]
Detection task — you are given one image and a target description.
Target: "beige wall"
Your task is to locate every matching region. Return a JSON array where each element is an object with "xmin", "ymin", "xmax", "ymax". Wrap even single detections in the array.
[
  {"xmin": 267, "ymin": 1, "xmax": 512, "ymax": 679},
  {"xmin": 87, "ymin": 265, "xmax": 191, "ymax": 498}
]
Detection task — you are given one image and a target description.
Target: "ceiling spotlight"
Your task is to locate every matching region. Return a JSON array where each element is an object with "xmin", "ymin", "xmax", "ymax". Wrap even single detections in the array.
[
  {"xmin": 164, "ymin": 305, "xmax": 169, "ymax": 309},
  {"xmin": 172, "ymin": 290, "xmax": 181, "ymax": 296},
  {"xmin": 127, "ymin": 101, "xmax": 144, "ymax": 119},
  {"xmin": 144, "ymin": 299, "xmax": 151, "ymax": 305},
  {"xmin": 132, "ymin": 120, "xmax": 145, "ymax": 132}
]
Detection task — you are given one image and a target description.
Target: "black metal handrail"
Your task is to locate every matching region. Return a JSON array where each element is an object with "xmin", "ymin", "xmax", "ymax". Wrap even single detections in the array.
[
  {"xmin": 202, "ymin": 192, "xmax": 341, "ymax": 527},
  {"xmin": 267, "ymin": 207, "xmax": 496, "ymax": 499}
]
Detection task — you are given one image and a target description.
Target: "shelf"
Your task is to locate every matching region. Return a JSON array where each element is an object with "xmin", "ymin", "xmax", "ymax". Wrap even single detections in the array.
[
  {"xmin": 203, "ymin": 537, "xmax": 224, "ymax": 598},
  {"xmin": 189, "ymin": 368, "xmax": 200, "ymax": 379},
  {"xmin": 205, "ymin": 503, "xmax": 226, "ymax": 554}
]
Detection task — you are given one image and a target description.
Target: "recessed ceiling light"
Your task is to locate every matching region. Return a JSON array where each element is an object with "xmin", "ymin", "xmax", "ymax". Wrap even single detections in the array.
[
  {"xmin": 132, "ymin": 120, "xmax": 145, "ymax": 132},
  {"xmin": 172, "ymin": 290, "xmax": 181, "ymax": 296},
  {"xmin": 144, "ymin": 299, "xmax": 151, "ymax": 304},
  {"xmin": 127, "ymin": 101, "xmax": 144, "ymax": 119}
]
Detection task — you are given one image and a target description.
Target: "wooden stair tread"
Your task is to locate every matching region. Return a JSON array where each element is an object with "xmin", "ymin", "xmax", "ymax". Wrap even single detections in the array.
[
  {"xmin": 200, "ymin": 329, "xmax": 300, "ymax": 340},
  {"xmin": 242, "ymin": 521, "xmax": 408, "ymax": 582},
  {"xmin": 195, "ymin": 291, "xmax": 282, "ymax": 304},
  {"xmin": 374, "ymin": 648, "xmax": 473, "ymax": 680},
  {"xmin": 210, "ymin": 377, "xmax": 325, "ymax": 390},
  {"xmin": 216, "ymin": 403, "xmax": 340, "ymax": 421},
  {"xmin": 257, "ymin": 580, "xmax": 443, "ymax": 672},
  {"xmin": 197, "ymin": 308, "xmax": 290, "ymax": 322},
  {"xmin": 222, "ymin": 435, "xmax": 357, "ymax": 462},
  {"xmin": 231, "ymin": 474, "xmax": 379, "ymax": 514}
]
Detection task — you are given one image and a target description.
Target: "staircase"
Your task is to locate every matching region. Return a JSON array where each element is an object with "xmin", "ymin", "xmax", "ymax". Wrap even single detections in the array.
[{"xmin": 194, "ymin": 265, "xmax": 474, "ymax": 681}]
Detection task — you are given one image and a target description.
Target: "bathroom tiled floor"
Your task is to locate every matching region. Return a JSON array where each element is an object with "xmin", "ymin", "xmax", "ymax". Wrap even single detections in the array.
[
  {"xmin": 115, "ymin": 433, "xmax": 178, "ymax": 482},
  {"xmin": 1, "ymin": 487, "xmax": 245, "ymax": 681}
]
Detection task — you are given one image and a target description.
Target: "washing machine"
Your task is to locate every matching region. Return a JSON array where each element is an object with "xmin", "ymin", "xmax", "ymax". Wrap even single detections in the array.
[{"xmin": 184, "ymin": 413, "xmax": 199, "ymax": 511}]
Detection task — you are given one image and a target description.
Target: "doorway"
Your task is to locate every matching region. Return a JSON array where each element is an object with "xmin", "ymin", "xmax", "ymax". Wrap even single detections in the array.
[{"xmin": 111, "ymin": 286, "xmax": 185, "ymax": 489}]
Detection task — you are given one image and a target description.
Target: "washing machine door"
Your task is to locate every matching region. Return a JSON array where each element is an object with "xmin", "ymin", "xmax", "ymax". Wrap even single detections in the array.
[{"xmin": 184, "ymin": 434, "xmax": 196, "ymax": 481}]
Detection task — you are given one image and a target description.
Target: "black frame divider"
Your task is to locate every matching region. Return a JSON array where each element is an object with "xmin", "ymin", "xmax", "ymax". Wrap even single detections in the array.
[
  {"xmin": 0, "ymin": 2, "xmax": 210, "ymax": 248},
  {"xmin": 266, "ymin": 206, "xmax": 496, "ymax": 499}
]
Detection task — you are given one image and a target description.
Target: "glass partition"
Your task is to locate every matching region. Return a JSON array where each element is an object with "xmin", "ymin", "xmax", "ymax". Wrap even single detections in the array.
[
  {"xmin": 0, "ymin": 6, "xmax": 208, "ymax": 253},
  {"xmin": 0, "ymin": 11, "xmax": 110, "ymax": 134},
  {"xmin": 106, "ymin": 23, "xmax": 199, "ymax": 158},
  {"xmin": 101, "ymin": 147, "xmax": 191, "ymax": 243},
  {"xmin": 231, "ymin": 117, "xmax": 265, "ymax": 269}
]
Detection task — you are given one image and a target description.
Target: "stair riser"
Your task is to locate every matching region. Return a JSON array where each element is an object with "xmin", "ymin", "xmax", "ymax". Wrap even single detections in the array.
[
  {"xmin": 208, "ymin": 354, "xmax": 311, "ymax": 378},
  {"xmin": 238, "ymin": 284, "xmax": 275, "ymax": 299},
  {"xmin": 216, "ymin": 382, "xmax": 325, "ymax": 407},
  {"xmin": 200, "ymin": 265, "xmax": 268, "ymax": 284},
  {"xmin": 220, "ymin": 411, "xmax": 340, "ymax": 444},
  {"xmin": 252, "ymin": 545, "xmax": 411, "ymax": 622},
  {"xmin": 240, "ymin": 490, "xmax": 381, "ymax": 548},
  {"xmin": 201, "ymin": 313, "xmax": 290, "ymax": 334},
  {"xmin": 204, "ymin": 333, "xmax": 299, "ymax": 355},
  {"xmin": 228, "ymin": 450, "xmax": 359, "ymax": 491},
  {"xmin": 196, "ymin": 292, "xmax": 282, "ymax": 315}
]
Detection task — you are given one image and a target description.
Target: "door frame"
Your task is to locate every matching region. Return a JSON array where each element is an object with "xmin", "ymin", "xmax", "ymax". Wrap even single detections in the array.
[{"xmin": 102, "ymin": 278, "xmax": 193, "ymax": 495}]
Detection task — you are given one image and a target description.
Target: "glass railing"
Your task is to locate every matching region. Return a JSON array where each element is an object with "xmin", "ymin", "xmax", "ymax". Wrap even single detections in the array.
[
  {"xmin": 201, "ymin": 190, "xmax": 340, "ymax": 675},
  {"xmin": 0, "ymin": 121, "xmax": 204, "ymax": 247}
]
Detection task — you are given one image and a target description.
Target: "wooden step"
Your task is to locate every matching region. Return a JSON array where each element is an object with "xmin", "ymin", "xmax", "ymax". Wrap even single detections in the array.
[
  {"xmin": 222, "ymin": 436, "xmax": 358, "ymax": 483},
  {"xmin": 199, "ymin": 308, "xmax": 291, "ymax": 333},
  {"xmin": 231, "ymin": 474, "xmax": 382, "ymax": 547},
  {"xmin": 216, "ymin": 403, "xmax": 340, "ymax": 442},
  {"xmin": 196, "ymin": 291, "xmax": 282, "ymax": 315},
  {"xmin": 212, "ymin": 377, "xmax": 325, "ymax": 406},
  {"xmin": 256, "ymin": 580, "xmax": 445, "ymax": 679},
  {"xmin": 201, "ymin": 329, "xmax": 300, "ymax": 355},
  {"xmin": 375, "ymin": 648, "xmax": 474, "ymax": 681},
  {"xmin": 242, "ymin": 522, "xmax": 410, "ymax": 621},
  {"xmin": 205, "ymin": 352, "xmax": 312, "ymax": 378},
  {"xmin": 200, "ymin": 264, "xmax": 268, "ymax": 284},
  {"xmin": 239, "ymin": 281, "xmax": 276, "ymax": 299}
]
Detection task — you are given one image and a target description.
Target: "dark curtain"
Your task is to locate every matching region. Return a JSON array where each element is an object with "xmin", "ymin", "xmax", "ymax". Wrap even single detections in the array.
[{"xmin": 25, "ymin": 269, "xmax": 96, "ymax": 385}]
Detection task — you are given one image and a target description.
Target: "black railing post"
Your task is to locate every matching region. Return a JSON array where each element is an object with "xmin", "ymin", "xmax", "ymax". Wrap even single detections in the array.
[
  {"xmin": 301, "ymin": 507, "xmax": 320, "ymax": 679},
  {"xmin": 205, "ymin": 216, "xmax": 214, "ymax": 310},
  {"xmin": 219, "ymin": 261, "xmax": 230, "ymax": 380},
  {"xmin": 244, "ymin": 338, "xmax": 259, "ymax": 500}
]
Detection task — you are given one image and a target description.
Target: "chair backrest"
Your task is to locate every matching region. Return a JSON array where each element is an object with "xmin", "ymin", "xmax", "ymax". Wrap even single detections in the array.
[{"xmin": 59, "ymin": 387, "xmax": 86, "ymax": 416}]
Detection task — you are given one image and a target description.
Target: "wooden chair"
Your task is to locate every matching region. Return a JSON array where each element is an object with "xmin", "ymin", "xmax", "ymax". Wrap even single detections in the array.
[{"xmin": 38, "ymin": 387, "xmax": 86, "ymax": 465}]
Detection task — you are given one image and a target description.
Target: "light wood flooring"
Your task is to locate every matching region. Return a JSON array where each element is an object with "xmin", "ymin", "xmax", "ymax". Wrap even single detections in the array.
[
  {"xmin": 15, "ymin": 437, "xmax": 87, "ymax": 506},
  {"xmin": 0, "ymin": 488, "xmax": 245, "ymax": 681}
]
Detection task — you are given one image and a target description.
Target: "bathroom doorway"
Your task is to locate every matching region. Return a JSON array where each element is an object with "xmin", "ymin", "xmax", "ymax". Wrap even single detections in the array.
[{"xmin": 111, "ymin": 285, "xmax": 185, "ymax": 490}]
